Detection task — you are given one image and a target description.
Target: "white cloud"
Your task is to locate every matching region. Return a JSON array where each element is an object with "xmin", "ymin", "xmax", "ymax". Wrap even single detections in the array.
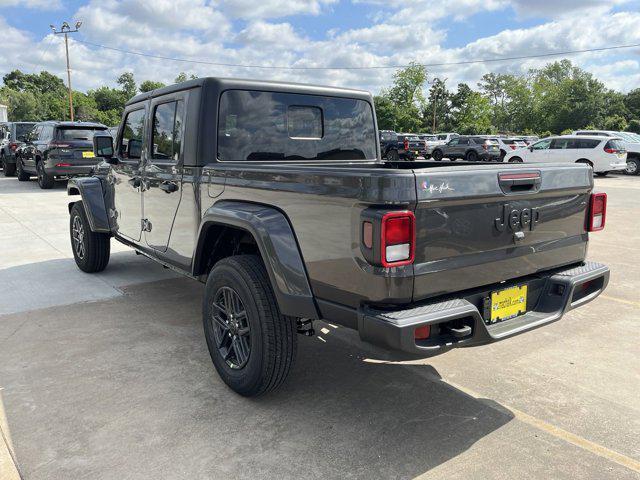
[
  {"xmin": 1, "ymin": 0, "xmax": 639, "ymax": 95},
  {"xmin": 0, "ymin": 0, "xmax": 61, "ymax": 8}
]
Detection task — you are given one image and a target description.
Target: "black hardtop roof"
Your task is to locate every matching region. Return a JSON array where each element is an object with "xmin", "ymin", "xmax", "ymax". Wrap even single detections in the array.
[
  {"xmin": 126, "ymin": 77, "xmax": 373, "ymax": 106},
  {"xmin": 36, "ymin": 120, "xmax": 107, "ymax": 128}
]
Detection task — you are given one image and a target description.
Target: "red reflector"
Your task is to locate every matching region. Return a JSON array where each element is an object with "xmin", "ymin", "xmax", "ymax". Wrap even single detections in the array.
[
  {"xmin": 414, "ymin": 325, "xmax": 430, "ymax": 340},
  {"xmin": 363, "ymin": 221, "xmax": 373, "ymax": 249},
  {"xmin": 55, "ymin": 163, "xmax": 72, "ymax": 167},
  {"xmin": 587, "ymin": 192, "xmax": 607, "ymax": 232},
  {"xmin": 510, "ymin": 145, "xmax": 516, "ymax": 150}
]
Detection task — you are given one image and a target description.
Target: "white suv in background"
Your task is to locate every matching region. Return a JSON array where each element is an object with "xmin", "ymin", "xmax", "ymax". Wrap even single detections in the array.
[
  {"xmin": 435, "ymin": 133, "xmax": 459, "ymax": 145},
  {"xmin": 574, "ymin": 130, "xmax": 640, "ymax": 175},
  {"xmin": 504, "ymin": 135, "xmax": 627, "ymax": 176}
]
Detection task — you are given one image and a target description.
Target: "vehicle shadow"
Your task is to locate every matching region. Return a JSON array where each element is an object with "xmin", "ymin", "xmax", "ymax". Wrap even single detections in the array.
[{"xmin": 0, "ymin": 276, "xmax": 513, "ymax": 480}]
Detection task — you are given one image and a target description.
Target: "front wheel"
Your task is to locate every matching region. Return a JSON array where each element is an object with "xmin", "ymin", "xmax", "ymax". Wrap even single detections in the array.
[
  {"xmin": 432, "ymin": 149, "xmax": 443, "ymax": 161},
  {"xmin": 508, "ymin": 157, "xmax": 523, "ymax": 163},
  {"xmin": 203, "ymin": 255, "xmax": 297, "ymax": 397},
  {"xmin": 625, "ymin": 158, "xmax": 640, "ymax": 176},
  {"xmin": 465, "ymin": 150, "xmax": 478, "ymax": 162},
  {"xmin": 70, "ymin": 202, "xmax": 110, "ymax": 273}
]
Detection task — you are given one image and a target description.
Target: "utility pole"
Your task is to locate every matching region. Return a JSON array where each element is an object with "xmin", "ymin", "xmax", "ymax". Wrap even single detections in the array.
[{"xmin": 50, "ymin": 21, "xmax": 82, "ymax": 121}]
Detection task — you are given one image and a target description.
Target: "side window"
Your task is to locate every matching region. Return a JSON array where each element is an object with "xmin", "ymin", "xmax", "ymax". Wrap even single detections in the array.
[
  {"xmin": 120, "ymin": 109, "xmax": 146, "ymax": 160},
  {"xmin": 41, "ymin": 126, "xmax": 53, "ymax": 141},
  {"xmin": 448, "ymin": 138, "xmax": 459, "ymax": 146},
  {"xmin": 151, "ymin": 100, "xmax": 185, "ymax": 163},
  {"xmin": 550, "ymin": 138, "xmax": 576, "ymax": 149},
  {"xmin": 577, "ymin": 139, "xmax": 599, "ymax": 149},
  {"xmin": 532, "ymin": 139, "xmax": 552, "ymax": 150}
]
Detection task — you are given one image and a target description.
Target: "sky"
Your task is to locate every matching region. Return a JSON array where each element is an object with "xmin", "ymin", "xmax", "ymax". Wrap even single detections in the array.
[{"xmin": 0, "ymin": 0, "xmax": 639, "ymax": 95}]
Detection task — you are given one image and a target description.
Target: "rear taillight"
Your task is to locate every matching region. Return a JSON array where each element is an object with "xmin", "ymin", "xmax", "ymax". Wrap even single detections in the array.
[
  {"xmin": 603, "ymin": 148, "xmax": 617, "ymax": 154},
  {"xmin": 403, "ymin": 139, "xmax": 409, "ymax": 150},
  {"xmin": 9, "ymin": 143, "xmax": 18, "ymax": 151},
  {"xmin": 482, "ymin": 143, "xmax": 488, "ymax": 150},
  {"xmin": 510, "ymin": 145, "xmax": 516, "ymax": 150},
  {"xmin": 587, "ymin": 193, "xmax": 606, "ymax": 232},
  {"xmin": 414, "ymin": 325, "xmax": 430, "ymax": 340},
  {"xmin": 381, "ymin": 211, "xmax": 415, "ymax": 267}
]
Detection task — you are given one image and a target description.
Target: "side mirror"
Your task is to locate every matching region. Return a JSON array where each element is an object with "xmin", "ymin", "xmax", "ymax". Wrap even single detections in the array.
[{"xmin": 94, "ymin": 134, "xmax": 115, "ymax": 161}]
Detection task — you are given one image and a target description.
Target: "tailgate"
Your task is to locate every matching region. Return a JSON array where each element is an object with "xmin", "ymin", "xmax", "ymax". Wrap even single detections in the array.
[{"xmin": 412, "ymin": 164, "xmax": 593, "ymax": 301}]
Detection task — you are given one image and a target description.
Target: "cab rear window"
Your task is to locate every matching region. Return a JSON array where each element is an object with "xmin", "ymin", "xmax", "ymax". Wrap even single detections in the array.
[
  {"xmin": 57, "ymin": 127, "xmax": 106, "ymax": 141},
  {"xmin": 218, "ymin": 90, "xmax": 377, "ymax": 161}
]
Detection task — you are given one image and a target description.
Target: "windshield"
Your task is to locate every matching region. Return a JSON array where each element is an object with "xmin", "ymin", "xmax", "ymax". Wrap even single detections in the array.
[
  {"xmin": 615, "ymin": 132, "xmax": 638, "ymax": 142},
  {"xmin": 218, "ymin": 90, "xmax": 377, "ymax": 161},
  {"xmin": 57, "ymin": 127, "xmax": 107, "ymax": 141},
  {"xmin": 15, "ymin": 123, "xmax": 35, "ymax": 139}
]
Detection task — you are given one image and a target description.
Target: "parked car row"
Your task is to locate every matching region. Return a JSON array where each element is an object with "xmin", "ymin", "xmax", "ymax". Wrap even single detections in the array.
[{"xmin": 0, "ymin": 120, "xmax": 109, "ymax": 188}]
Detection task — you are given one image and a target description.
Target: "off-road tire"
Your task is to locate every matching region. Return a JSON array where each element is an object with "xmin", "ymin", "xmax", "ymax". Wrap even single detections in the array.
[
  {"xmin": 37, "ymin": 160, "xmax": 54, "ymax": 189},
  {"xmin": 70, "ymin": 201, "xmax": 110, "ymax": 273},
  {"xmin": 16, "ymin": 160, "xmax": 29, "ymax": 181},
  {"xmin": 203, "ymin": 255, "xmax": 297, "ymax": 397}
]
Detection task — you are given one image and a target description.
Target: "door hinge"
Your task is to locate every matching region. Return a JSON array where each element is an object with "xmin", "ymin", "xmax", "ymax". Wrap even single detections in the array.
[{"xmin": 141, "ymin": 218, "xmax": 152, "ymax": 232}]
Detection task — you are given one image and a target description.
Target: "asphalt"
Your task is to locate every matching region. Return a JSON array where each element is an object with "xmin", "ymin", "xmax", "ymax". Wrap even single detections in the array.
[{"xmin": 0, "ymin": 173, "xmax": 638, "ymax": 480}]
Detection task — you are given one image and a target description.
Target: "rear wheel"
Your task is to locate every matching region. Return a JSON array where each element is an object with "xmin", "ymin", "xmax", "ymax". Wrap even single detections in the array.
[
  {"xmin": 70, "ymin": 201, "xmax": 111, "ymax": 273},
  {"xmin": 466, "ymin": 150, "xmax": 478, "ymax": 162},
  {"xmin": 1, "ymin": 155, "xmax": 15, "ymax": 176},
  {"xmin": 203, "ymin": 255, "xmax": 297, "ymax": 397},
  {"xmin": 387, "ymin": 149, "xmax": 399, "ymax": 162},
  {"xmin": 37, "ymin": 161, "xmax": 54, "ymax": 189},
  {"xmin": 432, "ymin": 149, "xmax": 443, "ymax": 161},
  {"xmin": 16, "ymin": 159, "xmax": 29, "ymax": 181},
  {"xmin": 595, "ymin": 171, "xmax": 609, "ymax": 177},
  {"xmin": 625, "ymin": 158, "xmax": 640, "ymax": 176},
  {"xmin": 508, "ymin": 157, "xmax": 523, "ymax": 163}
]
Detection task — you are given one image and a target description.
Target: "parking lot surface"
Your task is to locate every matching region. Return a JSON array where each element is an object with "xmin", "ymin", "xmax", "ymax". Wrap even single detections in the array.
[{"xmin": 0, "ymin": 174, "xmax": 638, "ymax": 479}]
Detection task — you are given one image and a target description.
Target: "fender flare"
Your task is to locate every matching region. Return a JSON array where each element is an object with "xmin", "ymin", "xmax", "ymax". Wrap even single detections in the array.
[
  {"xmin": 67, "ymin": 177, "xmax": 111, "ymax": 233},
  {"xmin": 194, "ymin": 201, "xmax": 319, "ymax": 320}
]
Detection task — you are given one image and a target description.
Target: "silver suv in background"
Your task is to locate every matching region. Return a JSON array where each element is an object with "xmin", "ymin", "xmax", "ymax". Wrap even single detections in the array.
[{"xmin": 574, "ymin": 130, "xmax": 640, "ymax": 175}]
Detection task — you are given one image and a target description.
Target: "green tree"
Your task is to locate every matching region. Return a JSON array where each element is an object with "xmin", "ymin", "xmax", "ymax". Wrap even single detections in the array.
[
  {"xmin": 0, "ymin": 87, "xmax": 39, "ymax": 121},
  {"xmin": 139, "ymin": 80, "xmax": 166, "ymax": 93},
  {"xmin": 602, "ymin": 114, "xmax": 627, "ymax": 131},
  {"xmin": 627, "ymin": 119, "xmax": 640, "ymax": 134},
  {"xmin": 624, "ymin": 88, "xmax": 640, "ymax": 119},
  {"xmin": 373, "ymin": 94, "xmax": 398, "ymax": 131},
  {"xmin": 117, "ymin": 72, "xmax": 137, "ymax": 100},
  {"xmin": 174, "ymin": 72, "xmax": 198, "ymax": 84},
  {"xmin": 424, "ymin": 78, "xmax": 450, "ymax": 133},
  {"xmin": 456, "ymin": 91, "xmax": 493, "ymax": 134}
]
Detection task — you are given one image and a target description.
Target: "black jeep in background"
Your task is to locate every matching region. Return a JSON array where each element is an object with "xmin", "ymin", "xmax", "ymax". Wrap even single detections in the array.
[{"xmin": 16, "ymin": 121, "xmax": 108, "ymax": 188}]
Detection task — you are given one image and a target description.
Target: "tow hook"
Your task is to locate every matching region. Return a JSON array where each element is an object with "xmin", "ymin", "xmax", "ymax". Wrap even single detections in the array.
[
  {"xmin": 442, "ymin": 324, "xmax": 472, "ymax": 339},
  {"xmin": 296, "ymin": 319, "xmax": 315, "ymax": 336}
]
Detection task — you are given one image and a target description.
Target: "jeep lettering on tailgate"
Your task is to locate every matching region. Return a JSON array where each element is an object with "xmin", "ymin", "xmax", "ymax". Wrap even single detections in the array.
[{"xmin": 494, "ymin": 203, "xmax": 540, "ymax": 232}]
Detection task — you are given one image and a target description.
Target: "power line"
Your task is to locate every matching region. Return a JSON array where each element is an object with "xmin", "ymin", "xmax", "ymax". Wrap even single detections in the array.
[{"xmin": 74, "ymin": 39, "xmax": 640, "ymax": 71}]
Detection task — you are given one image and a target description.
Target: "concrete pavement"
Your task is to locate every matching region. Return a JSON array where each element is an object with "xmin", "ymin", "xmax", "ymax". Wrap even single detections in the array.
[{"xmin": 0, "ymin": 173, "xmax": 638, "ymax": 479}]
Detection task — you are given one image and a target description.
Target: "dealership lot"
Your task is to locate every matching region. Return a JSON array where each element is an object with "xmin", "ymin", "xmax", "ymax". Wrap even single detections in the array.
[{"xmin": 0, "ymin": 174, "xmax": 638, "ymax": 479}]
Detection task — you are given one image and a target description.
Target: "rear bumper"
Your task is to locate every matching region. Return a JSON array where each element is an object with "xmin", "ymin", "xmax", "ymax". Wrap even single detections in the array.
[
  {"xmin": 358, "ymin": 262, "xmax": 609, "ymax": 357},
  {"xmin": 44, "ymin": 158, "xmax": 98, "ymax": 177}
]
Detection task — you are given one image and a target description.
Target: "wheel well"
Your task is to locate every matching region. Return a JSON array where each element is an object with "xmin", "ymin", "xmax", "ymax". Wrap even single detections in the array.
[
  {"xmin": 627, "ymin": 152, "xmax": 639, "ymax": 160},
  {"xmin": 195, "ymin": 224, "xmax": 260, "ymax": 276},
  {"xmin": 576, "ymin": 158, "xmax": 593, "ymax": 167}
]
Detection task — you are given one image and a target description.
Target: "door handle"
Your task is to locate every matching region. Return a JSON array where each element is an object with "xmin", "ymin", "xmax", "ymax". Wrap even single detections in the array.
[
  {"xmin": 128, "ymin": 177, "xmax": 141, "ymax": 188},
  {"xmin": 159, "ymin": 181, "xmax": 178, "ymax": 193}
]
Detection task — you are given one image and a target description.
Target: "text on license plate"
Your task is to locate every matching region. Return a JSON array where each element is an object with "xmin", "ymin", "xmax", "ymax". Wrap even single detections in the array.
[
  {"xmin": 491, "ymin": 285, "xmax": 527, "ymax": 322},
  {"xmin": 82, "ymin": 151, "xmax": 95, "ymax": 158}
]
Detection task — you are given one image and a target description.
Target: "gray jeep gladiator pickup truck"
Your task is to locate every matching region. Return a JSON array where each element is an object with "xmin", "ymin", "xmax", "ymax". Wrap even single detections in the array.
[{"xmin": 67, "ymin": 77, "xmax": 610, "ymax": 396}]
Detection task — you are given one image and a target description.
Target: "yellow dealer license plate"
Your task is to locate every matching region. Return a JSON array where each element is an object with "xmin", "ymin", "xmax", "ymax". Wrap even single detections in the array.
[
  {"xmin": 82, "ymin": 151, "xmax": 95, "ymax": 158},
  {"xmin": 491, "ymin": 285, "xmax": 527, "ymax": 322}
]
